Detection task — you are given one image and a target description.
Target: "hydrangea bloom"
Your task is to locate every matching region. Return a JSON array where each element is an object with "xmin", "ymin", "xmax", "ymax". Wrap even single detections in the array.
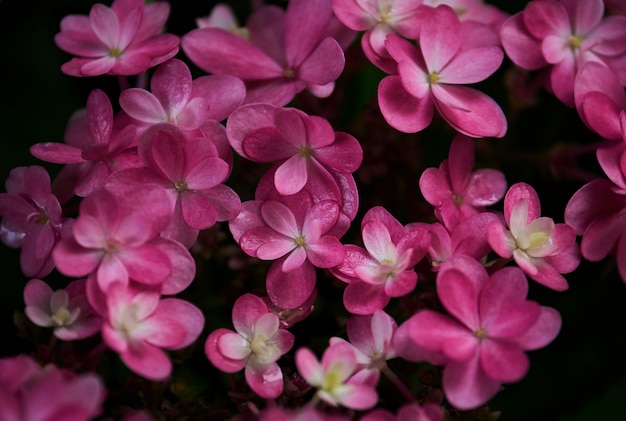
[
  {"xmin": 102, "ymin": 283, "xmax": 204, "ymax": 380},
  {"xmin": 24, "ymin": 278, "xmax": 101, "ymax": 340},
  {"xmin": 205, "ymin": 294, "xmax": 294, "ymax": 398},
  {"xmin": 402, "ymin": 255, "xmax": 562, "ymax": 409},
  {"xmin": 183, "ymin": 0, "xmax": 351, "ymax": 105},
  {"xmin": 295, "ymin": 341, "xmax": 378, "ymax": 410},
  {"xmin": 0, "ymin": 354, "xmax": 106, "ymax": 421},
  {"xmin": 54, "ymin": 0, "xmax": 179, "ymax": 76},
  {"xmin": 0, "ymin": 166, "xmax": 73, "ymax": 278},
  {"xmin": 499, "ymin": 0, "xmax": 626, "ymax": 106},
  {"xmin": 487, "ymin": 182, "xmax": 580, "ymax": 291},
  {"xmin": 419, "ymin": 134, "xmax": 507, "ymax": 230},
  {"xmin": 378, "ymin": 5, "xmax": 507, "ymax": 137}
]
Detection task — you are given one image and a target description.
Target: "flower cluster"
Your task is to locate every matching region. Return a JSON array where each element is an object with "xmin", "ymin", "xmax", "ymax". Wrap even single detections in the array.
[{"xmin": 1, "ymin": 0, "xmax": 625, "ymax": 419}]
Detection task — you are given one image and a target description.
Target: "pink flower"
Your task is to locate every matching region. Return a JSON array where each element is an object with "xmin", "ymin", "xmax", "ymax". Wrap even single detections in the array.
[
  {"xmin": 119, "ymin": 58, "xmax": 245, "ymax": 135},
  {"xmin": 182, "ymin": 0, "xmax": 350, "ymax": 106},
  {"xmin": 0, "ymin": 166, "xmax": 73, "ymax": 278},
  {"xmin": 402, "ymin": 255, "xmax": 561, "ymax": 410},
  {"xmin": 419, "ymin": 134, "xmax": 507, "ymax": 230},
  {"xmin": 295, "ymin": 341, "xmax": 378, "ymax": 410},
  {"xmin": 226, "ymin": 104, "xmax": 362, "ymax": 196},
  {"xmin": 205, "ymin": 294, "xmax": 294, "ymax": 398},
  {"xmin": 0, "ymin": 354, "xmax": 105, "ymax": 421},
  {"xmin": 377, "ymin": 5, "xmax": 507, "ymax": 137},
  {"xmin": 102, "ymin": 283, "xmax": 204, "ymax": 381},
  {"xmin": 106, "ymin": 124, "xmax": 241, "ymax": 248},
  {"xmin": 329, "ymin": 310, "xmax": 398, "ymax": 385},
  {"xmin": 54, "ymin": 0, "xmax": 179, "ymax": 77},
  {"xmin": 361, "ymin": 402, "xmax": 444, "ymax": 421},
  {"xmin": 52, "ymin": 187, "xmax": 176, "ymax": 292},
  {"xmin": 30, "ymin": 89, "xmax": 138, "ymax": 198},
  {"xmin": 487, "ymin": 182, "xmax": 580, "ymax": 291},
  {"xmin": 24, "ymin": 278, "xmax": 101, "ymax": 341},
  {"xmin": 499, "ymin": 0, "xmax": 626, "ymax": 106},
  {"xmin": 332, "ymin": 0, "xmax": 426, "ymax": 73},
  {"xmin": 331, "ymin": 206, "xmax": 430, "ymax": 314},
  {"xmin": 195, "ymin": 4, "xmax": 248, "ymax": 38},
  {"xmin": 565, "ymin": 177, "xmax": 626, "ymax": 282}
]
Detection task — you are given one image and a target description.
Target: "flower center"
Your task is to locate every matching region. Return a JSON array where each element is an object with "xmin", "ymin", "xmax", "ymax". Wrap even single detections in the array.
[
  {"xmin": 299, "ymin": 146, "xmax": 312, "ymax": 157},
  {"xmin": 568, "ymin": 34, "xmax": 584, "ymax": 50},
  {"xmin": 51, "ymin": 306, "xmax": 73, "ymax": 326},
  {"xmin": 294, "ymin": 235, "xmax": 306, "ymax": 247},
  {"xmin": 109, "ymin": 47, "xmax": 122, "ymax": 58},
  {"xmin": 174, "ymin": 180, "xmax": 188, "ymax": 193},
  {"xmin": 474, "ymin": 327, "xmax": 488, "ymax": 341},
  {"xmin": 283, "ymin": 67, "xmax": 295, "ymax": 78},
  {"xmin": 427, "ymin": 71, "xmax": 440, "ymax": 85}
]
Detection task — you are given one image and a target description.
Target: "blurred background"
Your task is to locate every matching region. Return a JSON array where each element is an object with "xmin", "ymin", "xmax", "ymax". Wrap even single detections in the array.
[{"xmin": 1, "ymin": 0, "xmax": 625, "ymax": 419}]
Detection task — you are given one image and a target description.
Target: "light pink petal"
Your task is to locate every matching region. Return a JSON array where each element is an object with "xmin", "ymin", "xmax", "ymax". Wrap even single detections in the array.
[
  {"xmin": 487, "ymin": 221, "xmax": 516, "ymax": 258},
  {"xmin": 512, "ymin": 306, "xmax": 562, "ymax": 350},
  {"xmin": 52, "ymin": 237, "xmax": 102, "ymax": 278},
  {"xmin": 439, "ymin": 47, "xmax": 503, "ymax": 84},
  {"xmin": 119, "ymin": 89, "xmax": 166, "ymax": 124},
  {"xmin": 442, "ymin": 353, "xmax": 501, "ymax": 410},
  {"xmin": 232, "ymin": 293, "xmax": 271, "ymax": 338},
  {"xmin": 281, "ymin": 247, "xmax": 308, "ymax": 272},
  {"xmin": 541, "ymin": 34, "xmax": 569, "ymax": 64},
  {"xmin": 151, "ymin": 298, "xmax": 204, "ymax": 349},
  {"xmin": 120, "ymin": 341, "xmax": 172, "ymax": 381},
  {"xmin": 192, "ymin": 74, "xmax": 246, "ymax": 122},
  {"xmin": 548, "ymin": 55, "xmax": 577, "ymax": 107},
  {"xmin": 384, "ymin": 270, "xmax": 417, "ymax": 297},
  {"xmin": 466, "ymin": 169, "xmax": 507, "ymax": 207},
  {"xmin": 295, "ymin": 347, "xmax": 323, "ymax": 386},
  {"xmin": 336, "ymin": 383, "xmax": 378, "ymax": 410},
  {"xmin": 378, "ymin": 75, "xmax": 434, "ymax": 134},
  {"xmin": 261, "ymin": 200, "xmax": 300, "ymax": 238},
  {"xmin": 343, "ymin": 281, "xmax": 389, "ymax": 315},
  {"xmin": 306, "ymin": 236, "xmax": 345, "ymax": 268},
  {"xmin": 504, "ymin": 182, "xmax": 541, "ymax": 223},
  {"xmin": 119, "ymin": 244, "xmax": 172, "ymax": 285},
  {"xmin": 274, "ymin": 156, "xmax": 309, "ymax": 196},
  {"xmin": 523, "ymin": 0, "xmax": 570, "ymax": 39},
  {"xmin": 285, "ymin": 0, "xmax": 333, "ymax": 66},
  {"xmin": 90, "ymin": 4, "xmax": 120, "ymax": 47},
  {"xmin": 29, "ymin": 143, "xmax": 84, "ymax": 164},
  {"xmin": 218, "ymin": 331, "xmax": 252, "ymax": 360},
  {"xmin": 150, "ymin": 58, "xmax": 192, "ymax": 114},
  {"xmin": 245, "ymin": 359, "xmax": 284, "ymax": 399},
  {"xmin": 205, "ymin": 328, "xmax": 248, "ymax": 372},
  {"xmin": 332, "ymin": 0, "xmax": 376, "ymax": 30},
  {"xmin": 406, "ymin": 310, "xmax": 475, "ymax": 359},
  {"xmin": 432, "ymin": 84, "xmax": 507, "ymax": 138},
  {"xmin": 420, "ymin": 5, "xmax": 461, "ymax": 72},
  {"xmin": 480, "ymin": 340, "xmax": 529, "ymax": 382},
  {"xmin": 297, "ymin": 37, "xmax": 345, "ymax": 85},
  {"xmin": 419, "ymin": 167, "xmax": 452, "ymax": 205},
  {"xmin": 525, "ymin": 260, "xmax": 570, "ymax": 291},
  {"xmin": 500, "ymin": 14, "xmax": 546, "ymax": 70},
  {"xmin": 266, "ymin": 260, "xmax": 317, "ymax": 309},
  {"xmin": 361, "ymin": 220, "xmax": 393, "ymax": 262}
]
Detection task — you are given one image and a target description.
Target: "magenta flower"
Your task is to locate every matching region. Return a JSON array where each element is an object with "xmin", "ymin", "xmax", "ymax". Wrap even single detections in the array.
[
  {"xmin": 106, "ymin": 124, "xmax": 241, "ymax": 248},
  {"xmin": 487, "ymin": 182, "xmax": 580, "ymax": 291},
  {"xmin": 331, "ymin": 206, "xmax": 430, "ymax": 314},
  {"xmin": 332, "ymin": 0, "xmax": 425, "ymax": 73},
  {"xmin": 227, "ymin": 104, "xmax": 362, "ymax": 196},
  {"xmin": 54, "ymin": 0, "xmax": 179, "ymax": 77},
  {"xmin": 295, "ymin": 341, "xmax": 379, "ymax": 410},
  {"xmin": 377, "ymin": 5, "xmax": 507, "ymax": 137},
  {"xmin": 0, "ymin": 354, "xmax": 105, "ymax": 421},
  {"xmin": 329, "ymin": 310, "xmax": 398, "ymax": 385},
  {"xmin": 24, "ymin": 278, "xmax": 101, "ymax": 341},
  {"xmin": 403, "ymin": 255, "xmax": 562, "ymax": 410},
  {"xmin": 0, "ymin": 166, "xmax": 73, "ymax": 278},
  {"xmin": 30, "ymin": 89, "xmax": 138, "ymax": 198},
  {"xmin": 240, "ymin": 199, "xmax": 345, "ymax": 272},
  {"xmin": 419, "ymin": 134, "xmax": 507, "ymax": 230},
  {"xmin": 565, "ymin": 163, "xmax": 626, "ymax": 282},
  {"xmin": 119, "ymin": 58, "xmax": 245, "ymax": 135},
  {"xmin": 52, "ymin": 187, "xmax": 176, "ymax": 292},
  {"xmin": 182, "ymin": 0, "xmax": 350, "ymax": 106},
  {"xmin": 205, "ymin": 293, "xmax": 294, "ymax": 398},
  {"xmin": 361, "ymin": 402, "xmax": 444, "ymax": 421},
  {"xmin": 102, "ymin": 283, "xmax": 204, "ymax": 381},
  {"xmin": 500, "ymin": 0, "xmax": 626, "ymax": 106}
]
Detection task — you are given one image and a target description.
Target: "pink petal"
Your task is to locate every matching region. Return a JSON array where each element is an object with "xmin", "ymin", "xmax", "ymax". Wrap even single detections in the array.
[
  {"xmin": 232, "ymin": 293, "xmax": 271, "ymax": 339},
  {"xmin": 150, "ymin": 58, "xmax": 192, "ymax": 115},
  {"xmin": 266, "ymin": 260, "xmax": 317, "ymax": 309},
  {"xmin": 261, "ymin": 200, "xmax": 300, "ymax": 238},
  {"xmin": 119, "ymin": 89, "xmax": 166, "ymax": 123},
  {"xmin": 439, "ymin": 47, "xmax": 503, "ymax": 84},
  {"xmin": 205, "ymin": 328, "xmax": 247, "ymax": 373},
  {"xmin": 378, "ymin": 76, "xmax": 434, "ymax": 134},
  {"xmin": 245, "ymin": 359, "xmax": 284, "ymax": 399},
  {"xmin": 297, "ymin": 37, "xmax": 345, "ymax": 85},
  {"xmin": 419, "ymin": 5, "xmax": 461, "ymax": 72},
  {"xmin": 306, "ymin": 236, "xmax": 345, "ymax": 268},
  {"xmin": 480, "ymin": 340, "xmax": 529, "ymax": 382},
  {"xmin": 442, "ymin": 353, "xmax": 501, "ymax": 410},
  {"xmin": 500, "ymin": 14, "xmax": 546, "ymax": 70},
  {"xmin": 274, "ymin": 155, "xmax": 309, "ymax": 195},
  {"xmin": 120, "ymin": 341, "xmax": 172, "ymax": 381},
  {"xmin": 343, "ymin": 281, "xmax": 389, "ymax": 315}
]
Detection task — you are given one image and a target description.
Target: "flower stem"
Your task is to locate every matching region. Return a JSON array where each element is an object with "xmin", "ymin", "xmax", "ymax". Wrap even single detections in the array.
[{"xmin": 382, "ymin": 364, "xmax": 415, "ymax": 402}]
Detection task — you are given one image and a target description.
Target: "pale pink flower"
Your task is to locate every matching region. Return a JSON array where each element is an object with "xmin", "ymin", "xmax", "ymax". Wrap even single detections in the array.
[
  {"xmin": 331, "ymin": 206, "xmax": 430, "ymax": 314},
  {"xmin": 332, "ymin": 0, "xmax": 426, "ymax": 73},
  {"xmin": 52, "ymin": 187, "xmax": 177, "ymax": 292},
  {"xmin": 378, "ymin": 6, "xmax": 507, "ymax": 137},
  {"xmin": 0, "ymin": 354, "xmax": 105, "ymax": 421},
  {"xmin": 422, "ymin": 0, "xmax": 508, "ymax": 30},
  {"xmin": 119, "ymin": 58, "xmax": 245, "ymax": 136},
  {"xmin": 419, "ymin": 134, "xmax": 507, "ymax": 230},
  {"xmin": 24, "ymin": 278, "xmax": 101, "ymax": 341},
  {"xmin": 329, "ymin": 310, "xmax": 398, "ymax": 385},
  {"xmin": 205, "ymin": 293, "xmax": 294, "ymax": 398},
  {"xmin": 402, "ymin": 255, "xmax": 562, "ymax": 410},
  {"xmin": 30, "ymin": 89, "xmax": 139, "ymax": 198},
  {"xmin": 487, "ymin": 182, "xmax": 580, "ymax": 291},
  {"xmin": 295, "ymin": 341, "xmax": 378, "ymax": 410},
  {"xmin": 54, "ymin": 0, "xmax": 179, "ymax": 77},
  {"xmin": 226, "ymin": 104, "xmax": 362, "ymax": 196},
  {"xmin": 0, "ymin": 166, "xmax": 73, "ymax": 278},
  {"xmin": 102, "ymin": 283, "xmax": 204, "ymax": 381},
  {"xmin": 182, "ymin": 0, "xmax": 351, "ymax": 106},
  {"xmin": 500, "ymin": 0, "xmax": 626, "ymax": 106}
]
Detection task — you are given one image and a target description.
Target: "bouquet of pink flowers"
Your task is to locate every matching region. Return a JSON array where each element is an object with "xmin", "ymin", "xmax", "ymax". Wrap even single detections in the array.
[{"xmin": 2, "ymin": 0, "xmax": 626, "ymax": 419}]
